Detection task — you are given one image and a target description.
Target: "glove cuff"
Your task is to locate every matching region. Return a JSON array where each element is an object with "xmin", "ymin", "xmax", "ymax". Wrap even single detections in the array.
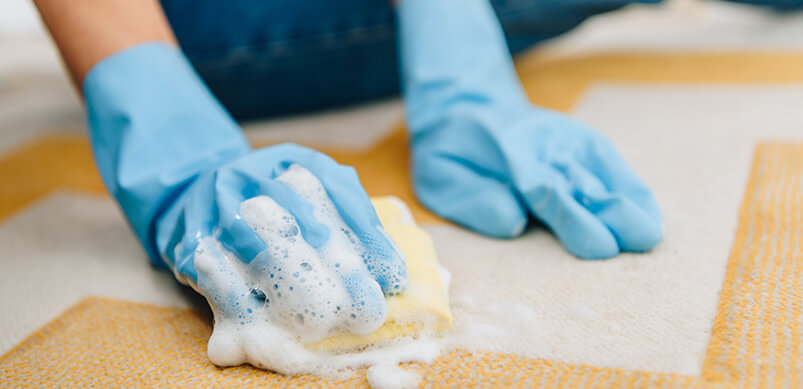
[{"xmin": 83, "ymin": 42, "xmax": 250, "ymax": 267}]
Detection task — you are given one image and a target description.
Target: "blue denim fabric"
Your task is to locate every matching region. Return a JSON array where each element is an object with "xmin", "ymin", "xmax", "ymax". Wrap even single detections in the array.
[
  {"xmin": 160, "ymin": 0, "xmax": 665, "ymax": 119},
  {"xmin": 160, "ymin": 0, "xmax": 801, "ymax": 120}
]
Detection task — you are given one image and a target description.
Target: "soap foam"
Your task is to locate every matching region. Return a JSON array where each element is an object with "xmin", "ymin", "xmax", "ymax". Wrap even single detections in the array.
[
  {"xmin": 188, "ymin": 164, "xmax": 557, "ymax": 384},
  {"xmin": 367, "ymin": 364, "xmax": 422, "ymax": 389},
  {"xmin": 568, "ymin": 301, "xmax": 598, "ymax": 321},
  {"xmin": 186, "ymin": 165, "xmax": 443, "ymax": 380},
  {"xmin": 445, "ymin": 295, "xmax": 542, "ymax": 352}
]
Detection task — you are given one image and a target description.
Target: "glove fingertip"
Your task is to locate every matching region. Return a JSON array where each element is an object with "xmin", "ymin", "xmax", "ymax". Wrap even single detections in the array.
[
  {"xmin": 417, "ymin": 180, "xmax": 528, "ymax": 240},
  {"xmin": 618, "ymin": 218, "xmax": 663, "ymax": 253},
  {"xmin": 605, "ymin": 190, "xmax": 663, "ymax": 253},
  {"xmin": 564, "ymin": 229, "xmax": 620, "ymax": 260},
  {"xmin": 364, "ymin": 226, "xmax": 410, "ymax": 294},
  {"xmin": 642, "ymin": 194, "xmax": 664, "ymax": 227},
  {"xmin": 343, "ymin": 272, "xmax": 388, "ymax": 335},
  {"xmin": 469, "ymin": 195, "xmax": 529, "ymax": 239}
]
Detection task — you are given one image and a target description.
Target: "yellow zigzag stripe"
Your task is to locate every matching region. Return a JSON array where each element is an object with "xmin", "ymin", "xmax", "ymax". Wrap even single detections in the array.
[
  {"xmin": 1, "ymin": 52, "xmax": 802, "ymax": 387},
  {"xmin": 2, "ymin": 143, "xmax": 799, "ymax": 388},
  {"xmin": 702, "ymin": 144, "xmax": 803, "ymax": 388}
]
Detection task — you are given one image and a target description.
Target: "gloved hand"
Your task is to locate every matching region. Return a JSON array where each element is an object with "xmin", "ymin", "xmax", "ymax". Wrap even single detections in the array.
[
  {"xmin": 399, "ymin": 0, "xmax": 662, "ymax": 259},
  {"xmin": 83, "ymin": 43, "xmax": 408, "ymax": 351}
]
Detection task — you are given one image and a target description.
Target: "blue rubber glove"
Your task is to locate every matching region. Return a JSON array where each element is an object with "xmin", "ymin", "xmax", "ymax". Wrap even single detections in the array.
[
  {"xmin": 399, "ymin": 0, "xmax": 662, "ymax": 259},
  {"xmin": 83, "ymin": 43, "xmax": 408, "ymax": 329}
]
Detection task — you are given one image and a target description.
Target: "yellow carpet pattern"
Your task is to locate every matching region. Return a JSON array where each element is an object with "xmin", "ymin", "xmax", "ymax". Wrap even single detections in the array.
[
  {"xmin": 1, "ymin": 52, "xmax": 802, "ymax": 387},
  {"xmin": 702, "ymin": 143, "xmax": 803, "ymax": 388},
  {"xmin": 0, "ymin": 143, "xmax": 799, "ymax": 388},
  {"xmin": 0, "ymin": 297, "xmax": 698, "ymax": 388}
]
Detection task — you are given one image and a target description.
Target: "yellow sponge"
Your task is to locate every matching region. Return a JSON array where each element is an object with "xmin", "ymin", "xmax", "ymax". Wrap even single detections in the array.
[{"xmin": 304, "ymin": 196, "xmax": 453, "ymax": 352}]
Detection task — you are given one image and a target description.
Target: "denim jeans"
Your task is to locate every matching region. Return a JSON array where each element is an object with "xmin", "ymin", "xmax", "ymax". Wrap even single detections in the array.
[{"xmin": 160, "ymin": 0, "xmax": 801, "ymax": 120}]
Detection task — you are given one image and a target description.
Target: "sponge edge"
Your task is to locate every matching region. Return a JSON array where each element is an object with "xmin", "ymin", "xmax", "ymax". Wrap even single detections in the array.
[{"xmin": 304, "ymin": 196, "xmax": 453, "ymax": 352}]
